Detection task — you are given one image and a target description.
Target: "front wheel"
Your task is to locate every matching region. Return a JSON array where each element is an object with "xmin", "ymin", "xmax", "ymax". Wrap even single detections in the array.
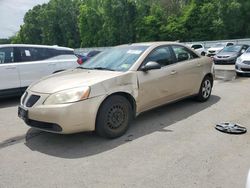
[
  {"xmin": 96, "ymin": 95, "xmax": 132, "ymax": 139},
  {"xmin": 236, "ymin": 72, "xmax": 243, "ymax": 77},
  {"xmin": 196, "ymin": 76, "xmax": 213, "ymax": 102}
]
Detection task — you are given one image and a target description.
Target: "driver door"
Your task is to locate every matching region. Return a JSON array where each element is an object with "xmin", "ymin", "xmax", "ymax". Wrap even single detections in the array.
[{"xmin": 136, "ymin": 46, "xmax": 179, "ymax": 113}]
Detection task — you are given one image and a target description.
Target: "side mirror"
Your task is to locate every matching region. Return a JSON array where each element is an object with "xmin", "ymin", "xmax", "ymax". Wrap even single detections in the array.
[{"xmin": 141, "ymin": 61, "xmax": 161, "ymax": 72}]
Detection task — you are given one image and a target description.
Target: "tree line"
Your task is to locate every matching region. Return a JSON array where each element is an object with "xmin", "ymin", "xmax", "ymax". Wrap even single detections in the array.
[{"xmin": 7, "ymin": 0, "xmax": 250, "ymax": 48}]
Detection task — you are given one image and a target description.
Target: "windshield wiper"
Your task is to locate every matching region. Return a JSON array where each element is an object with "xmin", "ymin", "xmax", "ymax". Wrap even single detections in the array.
[{"xmin": 92, "ymin": 67, "xmax": 115, "ymax": 71}]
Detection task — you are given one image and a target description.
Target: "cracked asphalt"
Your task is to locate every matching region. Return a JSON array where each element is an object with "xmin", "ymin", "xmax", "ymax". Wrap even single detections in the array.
[{"xmin": 1, "ymin": 66, "xmax": 250, "ymax": 188}]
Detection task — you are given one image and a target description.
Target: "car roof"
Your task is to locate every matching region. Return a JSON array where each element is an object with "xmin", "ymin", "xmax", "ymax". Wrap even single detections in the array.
[{"xmin": 0, "ymin": 44, "xmax": 74, "ymax": 51}]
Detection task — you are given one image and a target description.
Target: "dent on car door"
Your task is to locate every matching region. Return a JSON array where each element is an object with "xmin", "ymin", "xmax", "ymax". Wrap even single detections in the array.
[
  {"xmin": 171, "ymin": 45, "xmax": 203, "ymax": 95},
  {"xmin": 0, "ymin": 47, "xmax": 20, "ymax": 94},
  {"xmin": 16, "ymin": 47, "xmax": 52, "ymax": 88},
  {"xmin": 136, "ymin": 46, "xmax": 180, "ymax": 113}
]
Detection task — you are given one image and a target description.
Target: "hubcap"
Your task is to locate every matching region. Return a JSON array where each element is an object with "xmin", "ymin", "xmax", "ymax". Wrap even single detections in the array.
[
  {"xmin": 202, "ymin": 80, "xmax": 211, "ymax": 98},
  {"xmin": 107, "ymin": 105, "xmax": 126, "ymax": 130}
]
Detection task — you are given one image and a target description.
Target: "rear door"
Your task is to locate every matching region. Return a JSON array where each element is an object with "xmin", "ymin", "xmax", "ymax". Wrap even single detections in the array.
[
  {"xmin": 170, "ymin": 45, "xmax": 203, "ymax": 95},
  {"xmin": 0, "ymin": 47, "xmax": 20, "ymax": 94},
  {"xmin": 15, "ymin": 47, "xmax": 53, "ymax": 88}
]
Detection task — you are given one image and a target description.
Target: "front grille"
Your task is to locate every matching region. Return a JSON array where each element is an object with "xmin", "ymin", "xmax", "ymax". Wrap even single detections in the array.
[
  {"xmin": 26, "ymin": 119, "xmax": 62, "ymax": 132},
  {"xmin": 217, "ymin": 56, "xmax": 229, "ymax": 58},
  {"xmin": 214, "ymin": 59, "xmax": 236, "ymax": 64},
  {"xmin": 241, "ymin": 68, "xmax": 250, "ymax": 72},
  {"xmin": 209, "ymin": 51, "xmax": 215, "ymax": 53},
  {"xmin": 26, "ymin": 95, "xmax": 40, "ymax": 107},
  {"xmin": 243, "ymin": 61, "xmax": 250, "ymax": 65}
]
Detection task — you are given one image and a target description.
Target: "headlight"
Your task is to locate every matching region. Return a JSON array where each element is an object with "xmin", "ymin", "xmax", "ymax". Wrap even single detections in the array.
[
  {"xmin": 44, "ymin": 86, "xmax": 90, "ymax": 105},
  {"xmin": 236, "ymin": 57, "xmax": 242, "ymax": 64}
]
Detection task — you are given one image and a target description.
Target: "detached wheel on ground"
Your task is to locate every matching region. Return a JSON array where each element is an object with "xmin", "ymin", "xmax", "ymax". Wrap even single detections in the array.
[
  {"xmin": 96, "ymin": 95, "xmax": 132, "ymax": 138},
  {"xmin": 196, "ymin": 76, "xmax": 213, "ymax": 102}
]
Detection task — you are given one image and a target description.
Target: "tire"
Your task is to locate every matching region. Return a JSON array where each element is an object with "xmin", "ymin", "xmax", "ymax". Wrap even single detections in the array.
[
  {"xmin": 96, "ymin": 95, "xmax": 132, "ymax": 138},
  {"xmin": 236, "ymin": 72, "xmax": 242, "ymax": 77},
  {"xmin": 201, "ymin": 52, "xmax": 206, "ymax": 56},
  {"xmin": 196, "ymin": 76, "xmax": 213, "ymax": 102}
]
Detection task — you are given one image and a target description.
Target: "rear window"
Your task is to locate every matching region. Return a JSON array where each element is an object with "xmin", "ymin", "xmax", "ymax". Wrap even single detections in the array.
[{"xmin": 191, "ymin": 45, "xmax": 203, "ymax": 50}]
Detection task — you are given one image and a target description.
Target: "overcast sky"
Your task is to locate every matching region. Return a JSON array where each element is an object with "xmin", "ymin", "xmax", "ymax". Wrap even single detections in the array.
[{"xmin": 0, "ymin": 0, "xmax": 50, "ymax": 38}]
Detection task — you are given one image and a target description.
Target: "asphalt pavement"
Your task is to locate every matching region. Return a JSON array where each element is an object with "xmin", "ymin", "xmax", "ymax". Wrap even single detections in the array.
[{"xmin": 1, "ymin": 67, "xmax": 250, "ymax": 188}]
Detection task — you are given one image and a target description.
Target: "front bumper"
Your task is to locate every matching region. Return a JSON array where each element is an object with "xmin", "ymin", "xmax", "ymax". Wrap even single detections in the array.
[
  {"xmin": 19, "ymin": 90, "xmax": 106, "ymax": 134},
  {"xmin": 235, "ymin": 63, "xmax": 250, "ymax": 74}
]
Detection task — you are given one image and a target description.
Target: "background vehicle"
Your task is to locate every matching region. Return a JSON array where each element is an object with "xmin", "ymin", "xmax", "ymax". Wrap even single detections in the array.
[
  {"xmin": 207, "ymin": 42, "xmax": 234, "ymax": 57},
  {"xmin": 188, "ymin": 43, "xmax": 206, "ymax": 56},
  {"xmin": 213, "ymin": 44, "xmax": 249, "ymax": 64},
  {"xmin": 0, "ymin": 44, "xmax": 78, "ymax": 97},
  {"xmin": 235, "ymin": 46, "xmax": 250, "ymax": 76},
  {"xmin": 19, "ymin": 42, "xmax": 214, "ymax": 138},
  {"xmin": 76, "ymin": 50, "xmax": 101, "ymax": 65}
]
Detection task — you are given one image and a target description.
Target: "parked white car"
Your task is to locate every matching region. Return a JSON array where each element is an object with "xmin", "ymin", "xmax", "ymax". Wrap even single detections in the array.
[
  {"xmin": 0, "ymin": 44, "xmax": 78, "ymax": 97},
  {"xmin": 188, "ymin": 43, "xmax": 206, "ymax": 56},
  {"xmin": 207, "ymin": 42, "xmax": 234, "ymax": 57}
]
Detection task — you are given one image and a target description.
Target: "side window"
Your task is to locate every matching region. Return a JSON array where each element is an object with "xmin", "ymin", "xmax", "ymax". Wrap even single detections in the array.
[
  {"xmin": 192, "ymin": 45, "xmax": 202, "ymax": 50},
  {"xmin": 35, "ymin": 48, "xmax": 53, "ymax": 60},
  {"xmin": 243, "ymin": 45, "xmax": 249, "ymax": 50},
  {"xmin": 144, "ymin": 46, "xmax": 175, "ymax": 67},
  {"xmin": 0, "ymin": 47, "xmax": 14, "ymax": 64},
  {"xmin": 18, "ymin": 47, "xmax": 34, "ymax": 62},
  {"xmin": 56, "ymin": 49, "xmax": 74, "ymax": 55},
  {"xmin": 172, "ymin": 45, "xmax": 199, "ymax": 62},
  {"xmin": 227, "ymin": 43, "xmax": 234, "ymax": 46}
]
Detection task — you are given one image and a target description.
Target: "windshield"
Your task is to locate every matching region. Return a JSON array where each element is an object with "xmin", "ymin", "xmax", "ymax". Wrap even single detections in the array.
[
  {"xmin": 221, "ymin": 45, "xmax": 242, "ymax": 53},
  {"xmin": 81, "ymin": 45, "xmax": 148, "ymax": 71}
]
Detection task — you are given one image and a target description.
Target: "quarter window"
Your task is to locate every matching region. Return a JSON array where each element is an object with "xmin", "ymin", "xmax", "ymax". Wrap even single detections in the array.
[
  {"xmin": 144, "ymin": 46, "xmax": 175, "ymax": 67},
  {"xmin": 172, "ymin": 45, "xmax": 199, "ymax": 62},
  {"xmin": 0, "ymin": 47, "xmax": 14, "ymax": 64}
]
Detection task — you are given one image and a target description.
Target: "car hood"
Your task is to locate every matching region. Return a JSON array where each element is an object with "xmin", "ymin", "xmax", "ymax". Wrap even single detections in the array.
[
  {"xmin": 240, "ymin": 53, "xmax": 250, "ymax": 60},
  {"xmin": 216, "ymin": 51, "xmax": 238, "ymax": 57},
  {"xmin": 29, "ymin": 69, "xmax": 124, "ymax": 94}
]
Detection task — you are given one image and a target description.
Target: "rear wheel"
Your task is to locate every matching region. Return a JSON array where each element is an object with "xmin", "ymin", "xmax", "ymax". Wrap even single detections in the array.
[
  {"xmin": 196, "ymin": 76, "xmax": 213, "ymax": 102},
  {"xmin": 201, "ymin": 52, "xmax": 206, "ymax": 56},
  {"xmin": 96, "ymin": 95, "xmax": 132, "ymax": 138}
]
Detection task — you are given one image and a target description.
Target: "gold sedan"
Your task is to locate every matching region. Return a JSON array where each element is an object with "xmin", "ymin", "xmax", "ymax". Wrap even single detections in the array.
[{"xmin": 18, "ymin": 42, "xmax": 214, "ymax": 138}]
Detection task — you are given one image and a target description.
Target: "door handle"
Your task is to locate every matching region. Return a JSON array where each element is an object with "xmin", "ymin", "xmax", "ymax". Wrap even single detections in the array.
[
  {"xmin": 6, "ymin": 66, "xmax": 16, "ymax": 70},
  {"xmin": 197, "ymin": 63, "xmax": 202, "ymax": 67},
  {"xmin": 170, "ymin": 70, "xmax": 177, "ymax": 75},
  {"xmin": 48, "ymin": 63, "xmax": 56, "ymax": 66}
]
